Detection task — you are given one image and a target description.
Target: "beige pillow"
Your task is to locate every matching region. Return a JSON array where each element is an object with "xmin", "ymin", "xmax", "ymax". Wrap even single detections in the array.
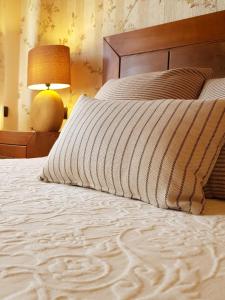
[
  {"xmin": 204, "ymin": 146, "xmax": 225, "ymax": 199},
  {"xmin": 199, "ymin": 78, "xmax": 225, "ymax": 199},
  {"xmin": 199, "ymin": 78, "xmax": 225, "ymax": 100},
  {"xmin": 96, "ymin": 67, "xmax": 212, "ymax": 101},
  {"xmin": 41, "ymin": 95, "xmax": 225, "ymax": 215}
]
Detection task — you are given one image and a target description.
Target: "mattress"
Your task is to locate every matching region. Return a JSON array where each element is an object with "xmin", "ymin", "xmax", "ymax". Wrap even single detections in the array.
[{"xmin": 0, "ymin": 158, "xmax": 225, "ymax": 300}]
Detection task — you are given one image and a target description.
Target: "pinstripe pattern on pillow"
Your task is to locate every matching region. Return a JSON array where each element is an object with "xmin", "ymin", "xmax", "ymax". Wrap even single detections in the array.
[
  {"xmin": 204, "ymin": 146, "xmax": 225, "ymax": 199},
  {"xmin": 199, "ymin": 78, "xmax": 225, "ymax": 199},
  {"xmin": 40, "ymin": 95, "xmax": 225, "ymax": 215},
  {"xmin": 95, "ymin": 68, "xmax": 212, "ymax": 101},
  {"xmin": 199, "ymin": 78, "xmax": 225, "ymax": 100}
]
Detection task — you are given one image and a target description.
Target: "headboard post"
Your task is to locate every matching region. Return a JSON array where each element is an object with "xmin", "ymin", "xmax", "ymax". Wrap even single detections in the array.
[{"xmin": 103, "ymin": 40, "xmax": 120, "ymax": 83}]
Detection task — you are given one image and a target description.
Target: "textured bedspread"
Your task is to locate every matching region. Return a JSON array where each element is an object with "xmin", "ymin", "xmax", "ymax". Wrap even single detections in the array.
[{"xmin": 0, "ymin": 158, "xmax": 225, "ymax": 300}]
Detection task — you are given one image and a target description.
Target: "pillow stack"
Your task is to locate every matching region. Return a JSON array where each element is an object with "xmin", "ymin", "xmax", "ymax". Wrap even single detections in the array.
[
  {"xmin": 199, "ymin": 78, "xmax": 225, "ymax": 199},
  {"xmin": 41, "ymin": 67, "xmax": 223, "ymax": 215},
  {"xmin": 41, "ymin": 96, "xmax": 225, "ymax": 215}
]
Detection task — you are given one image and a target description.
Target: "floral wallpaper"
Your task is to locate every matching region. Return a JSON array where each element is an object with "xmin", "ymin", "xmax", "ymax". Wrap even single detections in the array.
[{"xmin": 0, "ymin": 0, "xmax": 224, "ymax": 130}]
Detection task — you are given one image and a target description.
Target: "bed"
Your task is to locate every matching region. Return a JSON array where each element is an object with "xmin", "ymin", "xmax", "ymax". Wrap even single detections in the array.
[{"xmin": 1, "ymin": 11, "xmax": 225, "ymax": 300}]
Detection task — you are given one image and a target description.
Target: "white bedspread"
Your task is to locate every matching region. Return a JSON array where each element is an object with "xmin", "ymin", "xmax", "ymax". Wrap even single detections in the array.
[{"xmin": 0, "ymin": 158, "xmax": 225, "ymax": 300}]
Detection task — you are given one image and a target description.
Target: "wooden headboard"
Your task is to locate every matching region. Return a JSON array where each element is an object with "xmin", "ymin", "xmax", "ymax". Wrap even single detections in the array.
[{"xmin": 103, "ymin": 10, "xmax": 225, "ymax": 83}]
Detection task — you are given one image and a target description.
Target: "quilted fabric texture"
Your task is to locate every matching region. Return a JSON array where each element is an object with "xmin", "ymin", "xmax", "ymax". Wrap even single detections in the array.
[
  {"xmin": 199, "ymin": 78, "xmax": 225, "ymax": 199},
  {"xmin": 96, "ymin": 67, "xmax": 212, "ymax": 101},
  {"xmin": 2, "ymin": 158, "xmax": 225, "ymax": 299},
  {"xmin": 41, "ymin": 95, "xmax": 225, "ymax": 214}
]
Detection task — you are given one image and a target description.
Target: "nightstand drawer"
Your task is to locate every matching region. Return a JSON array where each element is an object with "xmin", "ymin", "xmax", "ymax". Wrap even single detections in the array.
[
  {"xmin": 0, "ymin": 144, "xmax": 27, "ymax": 158},
  {"xmin": 0, "ymin": 131, "xmax": 59, "ymax": 158}
]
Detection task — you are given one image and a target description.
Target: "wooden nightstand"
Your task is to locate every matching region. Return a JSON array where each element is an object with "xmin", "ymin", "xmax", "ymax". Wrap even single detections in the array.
[{"xmin": 0, "ymin": 131, "xmax": 59, "ymax": 158}]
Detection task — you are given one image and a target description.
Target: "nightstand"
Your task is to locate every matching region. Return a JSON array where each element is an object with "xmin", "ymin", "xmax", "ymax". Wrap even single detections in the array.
[{"xmin": 0, "ymin": 131, "xmax": 59, "ymax": 158}]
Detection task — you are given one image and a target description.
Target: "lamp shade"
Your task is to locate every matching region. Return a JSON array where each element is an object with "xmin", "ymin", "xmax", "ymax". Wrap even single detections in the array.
[{"xmin": 27, "ymin": 45, "xmax": 71, "ymax": 90}]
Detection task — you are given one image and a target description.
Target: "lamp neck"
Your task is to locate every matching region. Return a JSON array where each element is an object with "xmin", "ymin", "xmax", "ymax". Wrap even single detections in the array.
[{"xmin": 45, "ymin": 83, "xmax": 50, "ymax": 90}]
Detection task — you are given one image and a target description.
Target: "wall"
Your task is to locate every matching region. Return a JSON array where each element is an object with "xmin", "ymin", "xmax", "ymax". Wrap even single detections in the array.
[{"xmin": 0, "ymin": 0, "xmax": 224, "ymax": 130}]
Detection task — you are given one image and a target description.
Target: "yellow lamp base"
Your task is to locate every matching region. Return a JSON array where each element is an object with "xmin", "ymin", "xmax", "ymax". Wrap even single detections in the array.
[{"xmin": 31, "ymin": 90, "xmax": 64, "ymax": 132}]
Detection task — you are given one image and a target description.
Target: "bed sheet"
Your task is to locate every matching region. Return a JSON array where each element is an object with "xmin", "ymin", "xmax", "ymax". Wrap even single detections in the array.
[{"xmin": 0, "ymin": 157, "xmax": 225, "ymax": 300}]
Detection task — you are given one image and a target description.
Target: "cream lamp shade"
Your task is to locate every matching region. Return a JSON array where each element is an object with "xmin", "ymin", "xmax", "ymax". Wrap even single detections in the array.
[{"xmin": 27, "ymin": 45, "xmax": 71, "ymax": 132}]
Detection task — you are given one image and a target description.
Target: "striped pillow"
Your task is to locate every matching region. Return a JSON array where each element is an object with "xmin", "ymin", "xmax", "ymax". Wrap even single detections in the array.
[
  {"xmin": 204, "ymin": 147, "xmax": 225, "ymax": 199},
  {"xmin": 199, "ymin": 78, "xmax": 225, "ymax": 199},
  {"xmin": 96, "ymin": 68, "xmax": 212, "ymax": 101},
  {"xmin": 199, "ymin": 78, "xmax": 225, "ymax": 100},
  {"xmin": 40, "ymin": 95, "xmax": 225, "ymax": 215}
]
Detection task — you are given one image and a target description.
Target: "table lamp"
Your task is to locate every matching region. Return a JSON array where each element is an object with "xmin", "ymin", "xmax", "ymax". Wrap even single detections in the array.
[{"xmin": 27, "ymin": 45, "xmax": 70, "ymax": 132}]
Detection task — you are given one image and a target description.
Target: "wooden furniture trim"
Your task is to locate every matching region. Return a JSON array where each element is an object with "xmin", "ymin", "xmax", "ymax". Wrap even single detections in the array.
[
  {"xmin": 26, "ymin": 132, "xmax": 59, "ymax": 158},
  {"xmin": 0, "ymin": 131, "xmax": 34, "ymax": 145},
  {"xmin": 103, "ymin": 40, "xmax": 120, "ymax": 83},
  {"xmin": 0, "ymin": 144, "xmax": 27, "ymax": 158},
  {"xmin": 103, "ymin": 10, "xmax": 225, "ymax": 82},
  {"xmin": 0, "ymin": 131, "xmax": 59, "ymax": 158},
  {"xmin": 104, "ymin": 11, "xmax": 225, "ymax": 56}
]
